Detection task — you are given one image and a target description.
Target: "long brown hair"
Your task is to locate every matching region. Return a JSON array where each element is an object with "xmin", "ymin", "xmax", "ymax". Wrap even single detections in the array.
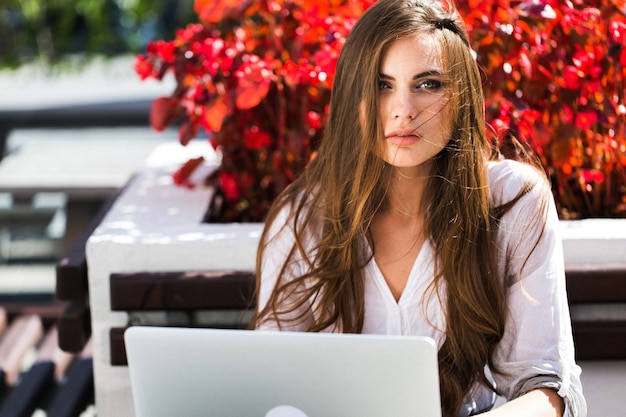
[{"xmin": 252, "ymin": 0, "xmax": 542, "ymax": 415}]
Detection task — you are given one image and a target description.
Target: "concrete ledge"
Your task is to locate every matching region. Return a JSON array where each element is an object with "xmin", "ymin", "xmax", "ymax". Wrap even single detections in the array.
[{"xmin": 561, "ymin": 218, "xmax": 626, "ymax": 266}]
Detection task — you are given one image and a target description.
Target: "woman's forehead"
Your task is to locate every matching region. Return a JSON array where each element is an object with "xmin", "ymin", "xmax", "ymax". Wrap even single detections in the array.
[{"xmin": 380, "ymin": 34, "xmax": 443, "ymax": 75}]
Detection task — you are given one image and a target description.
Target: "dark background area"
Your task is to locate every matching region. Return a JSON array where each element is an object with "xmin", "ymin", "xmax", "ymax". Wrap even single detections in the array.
[{"xmin": 0, "ymin": 0, "xmax": 194, "ymax": 68}]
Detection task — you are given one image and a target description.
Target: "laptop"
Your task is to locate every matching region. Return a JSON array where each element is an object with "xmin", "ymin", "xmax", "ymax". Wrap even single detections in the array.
[{"xmin": 124, "ymin": 326, "xmax": 442, "ymax": 417}]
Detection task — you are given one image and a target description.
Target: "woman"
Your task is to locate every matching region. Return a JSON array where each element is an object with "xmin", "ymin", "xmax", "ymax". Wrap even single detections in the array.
[{"xmin": 251, "ymin": 0, "xmax": 586, "ymax": 416}]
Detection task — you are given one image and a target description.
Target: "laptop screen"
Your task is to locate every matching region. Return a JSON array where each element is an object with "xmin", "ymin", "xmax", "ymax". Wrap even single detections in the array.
[{"xmin": 125, "ymin": 327, "xmax": 442, "ymax": 417}]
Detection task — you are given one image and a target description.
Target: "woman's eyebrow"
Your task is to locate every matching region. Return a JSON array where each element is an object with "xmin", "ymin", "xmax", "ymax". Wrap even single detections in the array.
[{"xmin": 378, "ymin": 70, "xmax": 445, "ymax": 81}]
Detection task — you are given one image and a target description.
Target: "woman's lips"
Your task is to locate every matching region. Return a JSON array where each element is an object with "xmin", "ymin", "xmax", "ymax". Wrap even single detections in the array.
[{"xmin": 386, "ymin": 131, "xmax": 422, "ymax": 146}]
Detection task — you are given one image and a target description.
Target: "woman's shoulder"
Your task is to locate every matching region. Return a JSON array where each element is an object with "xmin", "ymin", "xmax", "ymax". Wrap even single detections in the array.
[
  {"xmin": 264, "ymin": 187, "xmax": 323, "ymax": 241},
  {"xmin": 487, "ymin": 158, "xmax": 549, "ymax": 207}
]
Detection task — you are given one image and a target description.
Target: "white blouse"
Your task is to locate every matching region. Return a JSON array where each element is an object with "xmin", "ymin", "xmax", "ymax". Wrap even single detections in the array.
[{"xmin": 257, "ymin": 159, "xmax": 587, "ymax": 417}]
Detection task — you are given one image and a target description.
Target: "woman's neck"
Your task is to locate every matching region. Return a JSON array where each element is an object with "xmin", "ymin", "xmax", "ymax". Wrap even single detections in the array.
[{"xmin": 385, "ymin": 165, "xmax": 431, "ymax": 218}]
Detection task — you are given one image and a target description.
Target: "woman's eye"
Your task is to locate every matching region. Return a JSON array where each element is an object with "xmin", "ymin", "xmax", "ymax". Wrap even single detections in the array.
[
  {"xmin": 378, "ymin": 81, "xmax": 392, "ymax": 90},
  {"xmin": 417, "ymin": 79, "xmax": 443, "ymax": 90}
]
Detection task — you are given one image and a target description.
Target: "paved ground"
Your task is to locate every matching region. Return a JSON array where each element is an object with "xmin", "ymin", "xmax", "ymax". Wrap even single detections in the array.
[{"xmin": 581, "ymin": 360, "xmax": 626, "ymax": 416}]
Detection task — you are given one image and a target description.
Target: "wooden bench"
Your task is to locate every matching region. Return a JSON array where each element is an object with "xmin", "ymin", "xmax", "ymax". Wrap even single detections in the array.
[
  {"xmin": 0, "ymin": 133, "xmax": 163, "ymax": 258},
  {"xmin": 108, "ymin": 270, "xmax": 256, "ymax": 365},
  {"xmin": 0, "ymin": 198, "xmax": 61, "ymax": 261},
  {"xmin": 82, "ymin": 266, "xmax": 626, "ymax": 366},
  {"xmin": 0, "ymin": 93, "xmax": 164, "ymax": 260},
  {"xmin": 56, "ymin": 201, "xmax": 626, "ymax": 364},
  {"xmin": 56, "ymin": 190, "xmax": 122, "ymax": 353},
  {"xmin": 566, "ymin": 266, "xmax": 626, "ymax": 360}
]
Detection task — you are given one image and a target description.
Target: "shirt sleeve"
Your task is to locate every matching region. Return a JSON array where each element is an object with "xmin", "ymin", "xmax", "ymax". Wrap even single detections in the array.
[
  {"xmin": 489, "ymin": 161, "xmax": 587, "ymax": 417},
  {"xmin": 255, "ymin": 203, "xmax": 314, "ymax": 332}
]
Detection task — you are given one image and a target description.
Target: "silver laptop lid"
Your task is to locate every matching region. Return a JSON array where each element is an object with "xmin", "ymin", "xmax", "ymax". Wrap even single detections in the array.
[{"xmin": 125, "ymin": 326, "xmax": 441, "ymax": 417}]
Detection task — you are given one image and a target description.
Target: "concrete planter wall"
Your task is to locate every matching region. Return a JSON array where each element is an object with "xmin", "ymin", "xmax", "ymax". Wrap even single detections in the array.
[
  {"xmin": 561, "ymin": 218, "xmax": 626, "ymax": 266},
  {"xmin": 86, "ymin": 143, "xmax": 626, "ymax": 417}
]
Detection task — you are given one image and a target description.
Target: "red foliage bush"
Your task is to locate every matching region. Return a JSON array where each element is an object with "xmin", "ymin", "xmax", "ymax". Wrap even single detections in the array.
[
  {"xmin": 136, "ymin": 0, "xmax": 626, "ymax": 221},
  {"xmin": 458, "ymin": 0, "xmax": 626, "ymax": 218}
]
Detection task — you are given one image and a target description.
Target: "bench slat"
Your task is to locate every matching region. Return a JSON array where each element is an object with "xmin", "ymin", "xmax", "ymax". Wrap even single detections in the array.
[
  {"xmin": 565, "ymin": 266, "xmax": 626, "ymax": 304},
  {"xmin": 572, "ymin": 321, "xmax": 626, "ymax": 360},
  {"xmin": 57, "ymin": 300, "xmax": 91, "ymax": 354},
  {"xmin": 109, "ymin": 271, "xmax": 256, "ymax": 311},
  {"xmin": 56, "ymin": 187, "xmax": 123, "ymax": 301},
  {"xmin": 103, "ymin": 264, "xmax": 626, "ymax": 365}
]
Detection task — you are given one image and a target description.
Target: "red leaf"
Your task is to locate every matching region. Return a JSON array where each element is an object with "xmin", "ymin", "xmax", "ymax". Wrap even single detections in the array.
[
  {"xmin": 611, "ymin": 0, "xmax": 626, "ymax": 14},
  {"xmin": 582, "ymin": 169, "xmax": 605, "ymax": 184},
  {"xmin": 173, "ymin": 157, "xmax": 205, "ymax": 187},
  {"xmin": 244, "ymin": 126, "xmax": 272, "ymax": 150},
  {"xmin": 307, "ymin": 111, "xmax": 323, "ymax": 130},
  {"xmin": 179, "ymin": 121, "xmax": 199, "ymax": 146},
  {"xmin": 219, "ymin": 171, "xmax": 241, "ymax": 201},
  {"xmin": 150, "ymin": 97, "xmax": 178, "ymax": 131},
  {"xmin": 562, "ymin": 65, "xmax": 583, "ymax": 89},
  {"xmin": 153, "ymin": 40, "xmax": 176, "ymax": 63},
  {"xmin": 235, "ymin": 57, "xmax": 273, "ymax": 110},
  {"xmin": 575, "ymin": 111, "xmax": 598, "ymax": 130},
  {"xmin": 134, "ymin": 56, "xmax": 155, "ymax": 80},
  {"xmin": 203, "ymin": 97, "xmax": 229, "ymax": 132},
  {"xmin": 194, "ymin": 0, "xmax": 239, "ymax": 24},
  {"xmin": 518, "ymin": 50, "xmax": 532, "ymax": 79}
]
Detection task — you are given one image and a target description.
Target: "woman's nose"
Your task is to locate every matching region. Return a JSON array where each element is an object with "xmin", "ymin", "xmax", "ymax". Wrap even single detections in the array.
[{"xmin": 392, "ymin": 92, "xmax": 417, "ymax": 120}]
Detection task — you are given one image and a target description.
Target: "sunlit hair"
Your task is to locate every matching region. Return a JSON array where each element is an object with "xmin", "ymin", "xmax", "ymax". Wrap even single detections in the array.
[{"xmin": 252, "ymin": 0, "xmax": 546, "ymax": 415}]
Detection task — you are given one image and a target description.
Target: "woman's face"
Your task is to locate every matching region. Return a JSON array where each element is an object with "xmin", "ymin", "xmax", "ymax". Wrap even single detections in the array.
[{"xmin": 378, "ymin": 33, "xmax": 452, "ymax": 173}]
